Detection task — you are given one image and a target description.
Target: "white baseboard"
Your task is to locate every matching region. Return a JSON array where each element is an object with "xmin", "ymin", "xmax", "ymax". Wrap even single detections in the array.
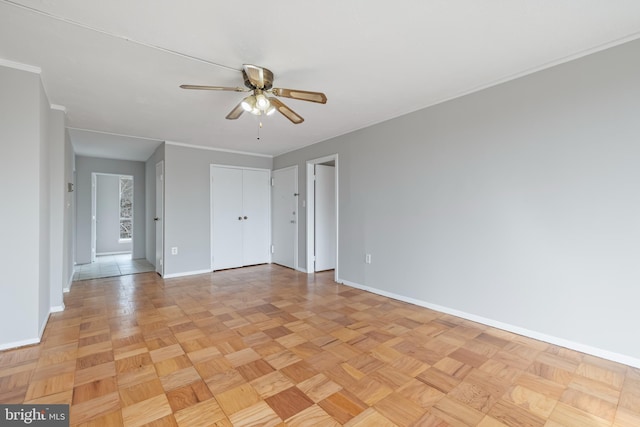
[
  {"xmin": 51, "ymin": 305, "xmax": 65, "ymax": 313},
  {"xmin": 0, "ymin": 304, "xmax": 68, "ymax": 352},
  {"xmin": 38, "ymin": 312, "xmax": 50, "ymax": 341},
  {"xmin": 339, "ymin": 278, "xmax": 640, "ymax": 369},
  {"xmin": 0, "ymin": 337, "xmax": 40, "ymax": 351},
  {"xmin": 2, "ymin": 304, "xmax": 67, "ymax": 352},
  {"xmin": 96, "ymin": 251, "xmax": 132, "ymax": 256},
  {"xmin": 64, "ymin": 269, "xmax": 75, "ymax": 293},
  {"xmin": 163, "ymin": 269, "xmax": 211, "ymax": 279}
]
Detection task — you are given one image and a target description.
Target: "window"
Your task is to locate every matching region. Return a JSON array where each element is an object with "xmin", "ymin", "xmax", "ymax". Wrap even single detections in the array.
[{"xmin": 119, "ymin": 176, "xmax": 133, "ymax": 240}]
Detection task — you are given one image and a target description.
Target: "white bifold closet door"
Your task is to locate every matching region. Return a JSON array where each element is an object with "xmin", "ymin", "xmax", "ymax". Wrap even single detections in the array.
[{"xmin": 211, "ymin": 166, "xmax": 270, "ymax": 270}]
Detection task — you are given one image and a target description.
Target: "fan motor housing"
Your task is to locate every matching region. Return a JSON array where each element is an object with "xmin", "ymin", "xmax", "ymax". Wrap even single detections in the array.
[{"xmin": 243, "ymin": 68, "xmax": 274, "ymax": 90}]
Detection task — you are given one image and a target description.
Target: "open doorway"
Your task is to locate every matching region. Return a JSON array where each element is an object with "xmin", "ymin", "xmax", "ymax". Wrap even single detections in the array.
[
  {"xmin": 76, "ymin": 173, "xmax": 153, "ymax": 280},
  {"xmin": 306, "ymin": 155, "xmax": 338, "ymax": 280},
  {"xmin": 91, "ymin": 173, "xmax": 134, "ymax": 260}
]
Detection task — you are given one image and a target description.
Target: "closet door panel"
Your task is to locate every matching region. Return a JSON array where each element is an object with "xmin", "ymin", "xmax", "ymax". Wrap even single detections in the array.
[
  {"xmin": 242, "ymin": 169, "xmax": 270, "ymax": 266},
  {"xmin": 212, "ymin": 167, "xmax": 244, "ymax": 270}
]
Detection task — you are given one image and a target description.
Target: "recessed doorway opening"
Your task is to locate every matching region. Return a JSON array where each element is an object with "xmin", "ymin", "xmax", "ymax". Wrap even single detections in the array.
[
  {"xmin": 91, "ymin": 173, "xmax": 135, "ymax": 262},
  {"xmin": 306, "ymin": 154, "xmax": 339, "ymax": 280}
]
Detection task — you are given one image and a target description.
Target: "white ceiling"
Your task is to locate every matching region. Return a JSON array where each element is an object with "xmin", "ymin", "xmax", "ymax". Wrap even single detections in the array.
[
  {"xmin": 69, "ymin": 128, "xmax": 162, "ymax": 162},
  {"xmin": 1, "ymin": 1, "xmax": 640, "ymax": 159}
]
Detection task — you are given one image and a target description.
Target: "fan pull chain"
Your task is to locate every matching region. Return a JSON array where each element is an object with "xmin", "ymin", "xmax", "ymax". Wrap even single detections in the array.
[{"xmin": 257, "ymin": 121, "xmax": 263, "ymax": 141}]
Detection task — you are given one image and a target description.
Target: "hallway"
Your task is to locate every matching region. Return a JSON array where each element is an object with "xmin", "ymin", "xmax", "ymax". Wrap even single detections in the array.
[{"xmin": 73, "ymin": 254, "xmax": 155, "ymax": 281}]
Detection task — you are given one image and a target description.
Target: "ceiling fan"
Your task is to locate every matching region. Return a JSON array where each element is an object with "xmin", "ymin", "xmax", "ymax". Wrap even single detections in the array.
[{"xmin": 180, "ymin": 64, "xmax": 327, "ymax": 124}]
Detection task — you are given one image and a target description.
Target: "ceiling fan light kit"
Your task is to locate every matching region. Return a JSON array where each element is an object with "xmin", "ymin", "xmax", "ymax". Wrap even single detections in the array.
[
  {"xmin": 181, "ymin": 64, "xmax": 327, "ymax": 124},
  {"xmin": 239, "ymin": 90, "xmax": 274, "ymax": 116},
  {"xmin": 240, "ymin": 95, "xmax": 256, "ymax": 112}
]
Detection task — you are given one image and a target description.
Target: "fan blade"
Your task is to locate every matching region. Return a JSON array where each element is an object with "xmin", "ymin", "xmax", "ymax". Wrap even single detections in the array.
[
  {"xmin": 272, "ymin": 88, "xmax": 327, "ymax": 104},
  {"xmin": 269, "ymin": 97, "xmax": 304, "ymax": 124},
  {"xmin": 243, "ymin": 64, "xmax": 265, "ymax": 89},
  {"xmin": 180, "ymin": 84, "xmax": 248, "ymax": 92},
  {"xmin": 225, "ymin": 102, "xmax": 245, "ymax": 120}
]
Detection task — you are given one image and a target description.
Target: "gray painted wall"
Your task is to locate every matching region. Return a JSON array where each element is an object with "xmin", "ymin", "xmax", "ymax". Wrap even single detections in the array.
[
  {"xmin": 75, "ymin": 156, "xmax": 145, "ymax": 264},
  {"xmin": 96, "ymin": 174, "xmax": 133, "ymax": 254},
  {"xmin": 145, "ymin": 144, "xmax": 165, "ymax": 265},
  {"xmin": 63, "ymin": 130, "xmax": 75, "ymax": 289},
  {"xmin": 163, "ymin": 144, "xmax": 271, "ymax": 276},
  {"xmin": 0, "ymin": 67, "xmax": 41, "ymax": 345},
  {"xmin": 38, "ymin": 80, "xmax": 51, "ymax": 333},
  {"xmin": 274, "ymin": 39, "xmax": 640, "ymax": 362},
  {"xmin": 0, "ymin": 65, "xmax": 64, "ymax": 348},
  {"xmin": 48, "ymin": 108, "xmax": 66, "ymax": 309}
]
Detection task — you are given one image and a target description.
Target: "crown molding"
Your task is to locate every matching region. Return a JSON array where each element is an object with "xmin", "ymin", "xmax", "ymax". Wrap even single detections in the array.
[
  {"xmin": 0, "ymin": 57, "xmax": 41, "ymax": 74},
  {"xmin": 165, "ymin": 141, "xmax": 273, "ymax": 158},
  {"xmin": 66, "ymin": 127, "xmax": 163, "ymax": 142},
  {"xmin": 51, "ymin": 104, "xmax": 67, "ymax": 113}
]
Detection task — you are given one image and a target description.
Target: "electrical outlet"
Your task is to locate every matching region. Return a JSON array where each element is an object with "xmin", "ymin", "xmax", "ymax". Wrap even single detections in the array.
[
  {"xmin": 365, "ymin": 254, "xmax": 371, "ymax": 264},
  {"xmin": 171, "ymin": 247, "xmax": 178, "ymax": 255}
]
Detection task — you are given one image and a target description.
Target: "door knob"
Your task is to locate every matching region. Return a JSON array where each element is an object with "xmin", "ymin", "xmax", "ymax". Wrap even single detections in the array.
[
  {"xmin": 238, "ymin": 216, "xmax": 242, "ymax": 220},
  {"xmin": 154, "ymin": 217, "xmax": 159, "ymax": 221},
  {"xmin": 244, "ymin": 216, "xmax": 248, "ymax": 220}
]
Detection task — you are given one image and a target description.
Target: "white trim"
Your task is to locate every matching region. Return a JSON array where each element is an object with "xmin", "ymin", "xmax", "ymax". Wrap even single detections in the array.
[
  {"xmin": 50, "ymin": 104, "xmax": 67, "ymax": 113},
  {"xmin": 210, "ymin": 164, "xmax": 215, "ymax": 272},
  {"xmin": 339, "ymin": 278, "xmax": 640, "ymax": 369},
  {"xmin": 96, "ymin": 251, "xmax": 132, "ymax": 256},
  {"xmin": 91, "ymin": 173, "xmax": 97, "ymax": 262},
  {"xmin": 0, "ymin": 57, "xmax": 41, "ymax": 74},
  {"xmin": 50, "ymin": 305, "xmax": 65, "ymax": 313},
  {"xmin": 306, "ymin": 163, "xmax": 313, "ymax": 273},
  {"xmin": 0, "ymin": 338, "xmax": 40, "ymax": 352},
  {"xmin": 64, "ymin": 269, "xmax": 74, "ymax": 292},
  {"xmin": 305, "ymin": 154, "xmax": 339, "ymax": 281},
  {"xmin": 167, "ymin": 140, "xmax": 272, "ymax": 158},
  {"xmin": 67, "ymin": 126, "xmax": 163, "ymax": 142},
  {"xmin": 210, "ymin": 164, "xmax": 272, "ymax": 172},
  {"xmin": 155, "ymin": 160, "xmax": 165, "ymax": 277},
  {"xmin": 38, "ymin": 312, "xmax": 50, "ymax": 339},
  {"xmin": 163, "ymin": 269, "xmax": 211, "ymax": 279}
]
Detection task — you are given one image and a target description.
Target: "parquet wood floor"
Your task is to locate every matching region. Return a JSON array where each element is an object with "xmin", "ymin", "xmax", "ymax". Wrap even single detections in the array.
[{"xmin": 1, "ymin": 264, "xmax": 639, "ymax": 426}]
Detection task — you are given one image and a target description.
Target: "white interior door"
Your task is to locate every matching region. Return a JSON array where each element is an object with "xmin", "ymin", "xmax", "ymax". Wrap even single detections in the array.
[
  {"xmin": 272, "ymin": 167, "xmax": 297, "ymax": 269},
  {"xmin": 212, "ymin": 166, "xmax": 244, "ymax": 270},
  {"xmin": 90, "ymin": 172, "xmax": 97, "ymax": 263},
  {"xmin": 315, "ymin": 165, "xmax": 336, "ymax": 271},
  {"xmin": 242, "ymin": 169, "xmax": 271, "ymax": 266},
  {"xmin": 95, "ymin": 175, "xmax": 109, "ymax": 254},
  {"xmin": 155, "ymin": 161, "xmax": 164, "ymax": 276}
]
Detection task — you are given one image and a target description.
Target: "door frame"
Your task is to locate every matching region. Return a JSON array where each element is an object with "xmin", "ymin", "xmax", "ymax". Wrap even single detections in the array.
[
  {"xmin": 271, "ymin": 165, "xmax": 298, "ymax": 270},
  {"xmin": 90, "ymin": 172, "xmax": 97, "ymax": 263},
  {"xmin": 306, "ymin": 154, "xmax": 339, "ymax": 280},
  {"xmin": 155, "ymin": 161, "xmax": 164, "ymax": 276},
  {"xmin": 91, "ymin": 172, "xmax": 134, "ymax": 262},
  {"xmin": 209, "ymin": 164, "xmax": 272, "ymax": 271}
]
